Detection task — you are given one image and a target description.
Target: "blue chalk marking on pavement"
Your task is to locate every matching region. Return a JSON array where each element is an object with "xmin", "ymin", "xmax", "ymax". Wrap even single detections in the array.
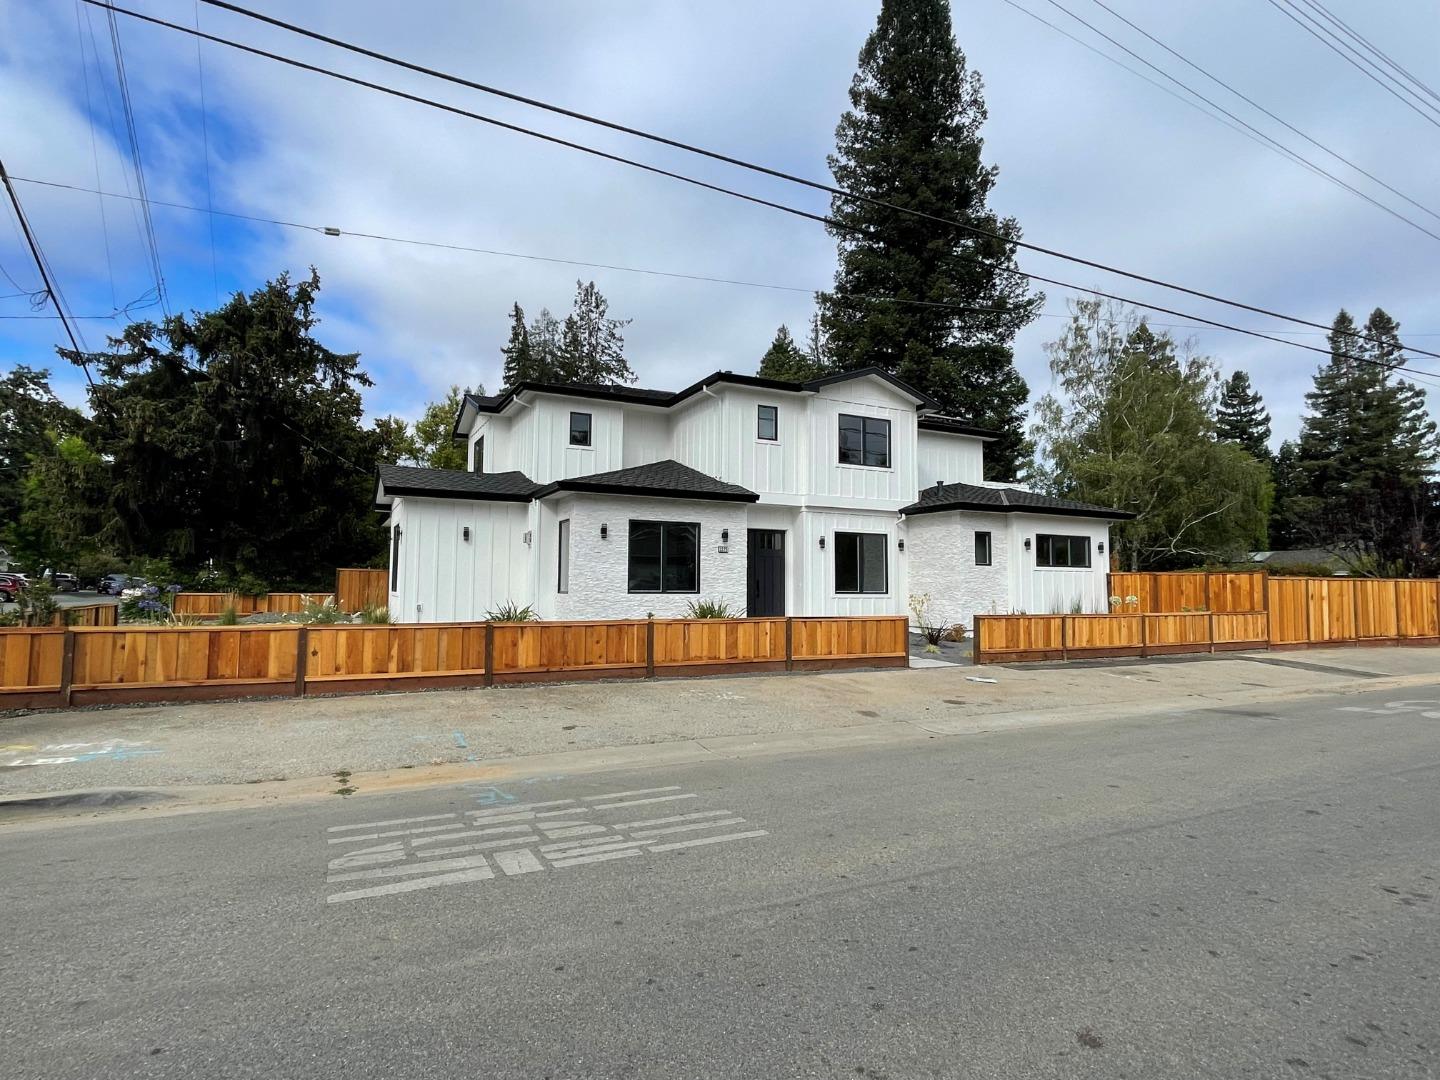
[{"xmin": 453, "ymin": 732, "xmax": 467, "ymax": 748}]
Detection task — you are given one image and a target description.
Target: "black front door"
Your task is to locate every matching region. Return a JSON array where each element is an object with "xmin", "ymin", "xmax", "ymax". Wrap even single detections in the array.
[{"xmin": 747, "ymin": 529, "xmax": 785, "ymax": 617}]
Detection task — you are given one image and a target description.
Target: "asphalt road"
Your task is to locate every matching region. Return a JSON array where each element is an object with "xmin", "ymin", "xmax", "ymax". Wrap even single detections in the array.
[{"xmin": 2, "ymin": 685, "xmax": 1437, "ymax": 1079}]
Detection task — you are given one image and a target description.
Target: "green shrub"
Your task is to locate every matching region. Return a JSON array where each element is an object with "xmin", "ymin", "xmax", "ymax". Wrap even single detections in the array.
[
  {"xmin": 683, "ymin": 598, "xmax": 739, "ymax": 619},
  {"xmin": 486, "ymin": 601, "xmax": 538, "ymax": 622},
  {"xmin": 17, "ymin": 581, "xmax": 60, "ymax": 627},
  {"xmin": 301, "ymin": 595, "xmax": 347, "ymax": 624},
  {"xmin": 359, "ymin": 604, "xmax": 391, "ymax": 625},
  {"xmin": 216, "ymin": 605, "xmax": 240, "ymax": 626}
]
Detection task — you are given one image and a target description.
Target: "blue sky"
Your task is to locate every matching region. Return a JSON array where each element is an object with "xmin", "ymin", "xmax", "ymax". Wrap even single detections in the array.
[{"xmin": 2, "ymin": 0, "xmax": 1438, "ymax": 444}]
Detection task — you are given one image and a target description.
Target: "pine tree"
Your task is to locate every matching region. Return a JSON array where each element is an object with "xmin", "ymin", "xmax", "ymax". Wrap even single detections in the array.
[
  {"xmin": 558, "ymin": 281, "xmax": 635, "ymax": 385},
  {"xmin": 1216, "ymin": 370, "xmax": 1272, "ymax": 461},
  {"xmin": 758, "ymin": 325, "xmax": 827, "ymax": 381},
  {"xmin": 816, "ymin": 0, "xmax": 1040, "ymax": 480},
  {"xmin": 500, "ymin": 303, "xmax": 536, "ymax": 389}
]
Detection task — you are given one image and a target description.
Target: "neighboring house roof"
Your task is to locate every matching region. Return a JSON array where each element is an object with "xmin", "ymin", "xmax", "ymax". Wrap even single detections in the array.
[
  {"xmin": 1249, "ymin": 547, "xmax": 1355, "ymax": 572},
  {"xmin": 374, "ymin": 464, "xmax": 542, "ymax": 507},
  {"xmin": 900, "ymin": 482, "xmax": 1134, "ymax": 520},
  {"xmin": 535, "ymin": 459, "xmax": 759, "ymax": 503},
  {"xmin": 453, "ymin": 367, "xmax": 948, "ymax": 436}
]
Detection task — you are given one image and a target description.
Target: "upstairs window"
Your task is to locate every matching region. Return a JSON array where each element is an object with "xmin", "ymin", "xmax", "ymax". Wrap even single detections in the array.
[
  {"xmin": 474, "ymin": 434, "xmax": 484, "ymax": 474},
  {"xmin": 975, "ymin": 530, "xmax": 992, "ymax": 566},
  {"xmin": 1035, "ymin": 534, "xmax": 1091, "ymax": 568},
  {"xmin": 838, "ymin": 414, "xmax": 890, "ymax": 468},
  {"xmin": 569, "ymin": 411, "xmax": 592, "ymax": 447},
  {"xmin": 628, "ymin": 521, "xmax": 700, "ymax": 593},
  {"xmin": 757, "ymin": 404, "xmax": 778, "ymax": 441},
  {"xmin": 834, "ymin": 532, "xmax": 888, "ymax": 594}
]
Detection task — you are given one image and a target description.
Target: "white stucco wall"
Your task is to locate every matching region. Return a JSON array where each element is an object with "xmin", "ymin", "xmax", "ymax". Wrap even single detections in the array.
[
  {"xmin": 549, "ymin": 495, "xmax": 749, "ymax": 620},
  {"xmin": 904, "ymin": 511, "xmax": 1011, "ymax": 631}
]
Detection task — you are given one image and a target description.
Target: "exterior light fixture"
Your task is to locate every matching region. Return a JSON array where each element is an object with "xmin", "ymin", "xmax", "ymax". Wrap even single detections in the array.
[
  {"xmin": 600, "ymin": 524, "xmax": 609, "ymax": 540},
  {"xmin": 1098, "ymin": 541, "xmax": 1105, "ymax": 554},
  {"xmin": 818, "ymin": 535, "xmax": 826, "ymax": 550},
  {"xmin": 721, "ymin": 528, "xmax": 730, "ymax": 544},
  {"xmin": 897, "ymin": 539, "xmax": 905, "ymax": 552},
  {"xmin": 1024, "ymin": 537, "xmax": 1032, "ymax": 551},
  {"xmin": 462, "ymin": 526, "xmax": 471, "ymax": 542},
  {"xmin": 523, "ymin": 530, "xmax": 533, "ymax": 546}
]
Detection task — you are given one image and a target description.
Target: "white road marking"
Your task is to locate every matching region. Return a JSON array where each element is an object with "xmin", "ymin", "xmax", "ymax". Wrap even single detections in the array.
[
  {"xmin": 327, "ymin": 868, "xmax": 492, "ymax": 904},
  {"xmin": 327, "ymin": 854, "xmax": 489, "ymax": 884},
  {"xmin": 615, "ymin": 809, "xmax": 735, "ymax": 829},
  {"xmin": 588, "ymin": 793, "xmax": 698, "ymax": 811},
  {"xmin": 648, "ymin": 830, "xmax": 768, "ymax": 852},
  {"xmin": 538, "ymin": 835, "xmax": 625, "ymax": 853},
  {"xmin": 328, "ymin": 849, "xmax": 407, "ymax": 871},
  {"xmin": 494, "ymin": 848, "xmax": 543, "ymax": 876},
  {"xmin": 540, "ymin": 824, "xmax": 607, "ymax": 838},
  {"xmin": 415, "ymin": 836, "xmax": 535, "ymax": 858},
  {"xmin": 327, "ymin": 823, "xmax": 467, "ymax": 845},
  {"xmin": 549, "ymin": 848, "xmax": 647, "ymax": 868},
  {"xmin": 535, "ymin": 807, "xmax": 590, "ymax": 818},
  {"xmin": 407, "ymin": 823, "xmax": 533, "ymax": 848},
  {"xmin": 629, "ymin": 817, "xmax": 746, "ymax": 839},
  {"xmin": 466, "ymin": 799, "xmax": 574, "ymax": 818},
  {"xmin": 326, "ymin": 813, "xmax": 456, "ymax": 833},
  {"xmin": 542, "ymin": 840, "xmax": 652, "ymax": 860},
  {"xmin": 583, "ymin": 786, "xmax": 681, "ymax": 801}
]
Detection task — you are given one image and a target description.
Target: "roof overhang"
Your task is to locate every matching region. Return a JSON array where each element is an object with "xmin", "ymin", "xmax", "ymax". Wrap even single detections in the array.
[
  {"xmin": 534, "ymin": 479, "xmax": 759, "ymax": 503},
  {"xmin": 902, "ymin": 500, "xmax": 1133, "ymax": 521}
]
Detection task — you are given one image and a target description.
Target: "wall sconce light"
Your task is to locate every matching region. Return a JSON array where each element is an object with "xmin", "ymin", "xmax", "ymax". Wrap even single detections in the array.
[
  {"xmin": 600, "ymin": 523, "xmax": 609, "ymax": 540},
  {"xmin": 720, "ymin": 528, "xmax": 729, "ymax": 544},
  {"xmin": 1098, "ymin": 541, "xmax": 1105, "ymax": 554},
  {"xmin": 462, "ymin": 526, "xmax": 471, "ymax": 542},
  {"xmin": 523, "ymin": 529, "xmax": 533, "ymax": 546},
  {"xmin": 818, "ymin": 535, "xmax": 826, "ymax": 550},
  {"xmin": 897, "ymin": 539, "xmax": 905, "ymax": 552},
  {"xmin": 1023, "ymin": 537, "xmax": 1032, "ymax": 551}
]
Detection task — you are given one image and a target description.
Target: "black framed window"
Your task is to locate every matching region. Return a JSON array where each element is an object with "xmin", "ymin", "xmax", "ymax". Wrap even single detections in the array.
[
  {"xmin": 628, "ymin": 521, "xmax": 700, "ymax": 593},
  {"xmin": 389, "ymin": 524, "xmax": 401, "ymax": 591},
  {"xmin": 569, "ymin": 411, "xmax": 592, "ymax": 446},
  {"xmin": 838, "ymin": 414, "xmax": 890, "ymax": 468},
  {"xmin": 834, "ymin": 532, "xmax": 888, "ymax": 594},
  {"xmin": 557, "ymin": 519, "xmax": 570, "ymax": 594},
  {"xmin": 474, "ymin": 434, "xmax": 484, "ymax": 474},
  {"xmin": 757, "ymin": 404, "xmax": 778, "ymax": 441},
  {"xmin": 1035, "ymin": 534, "xmax": 1091, "ymax": 568},
  {"xmin": 974, "ymin": 530, "xmax": 992, "ymax": 566}
]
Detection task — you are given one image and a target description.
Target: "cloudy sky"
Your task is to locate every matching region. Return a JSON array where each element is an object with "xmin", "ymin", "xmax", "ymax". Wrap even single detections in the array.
[{"xmin": 2, "ymin": 0, "xmax": 1438, "ymax": 446}]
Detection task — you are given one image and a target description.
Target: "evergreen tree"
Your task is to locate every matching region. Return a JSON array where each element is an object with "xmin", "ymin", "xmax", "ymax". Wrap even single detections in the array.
[
  {"xmin": 816, "ymin": 0, "xmax": 1040, "ymax": 479},
  {"xmin": 1216, "ymin": 370, "xmax": 1272, "ymax": 461},
  {"xmin": 758, "ymin": 324, "xmax": 827, "ymax": 381},
  {"xmin": 500, "ymin": 303, "xmax": 537, "ymax": 389},
  {"xmin": 558, "ymin": 280, "xmax": 634, "ymax": 385},
  {"xmin": 1268, "ymin": 439, "xmax": 1303, "ymax": 549},
  {"xmin": 0, "ymin": 365, "xmax": 84, "ymax": 534}
]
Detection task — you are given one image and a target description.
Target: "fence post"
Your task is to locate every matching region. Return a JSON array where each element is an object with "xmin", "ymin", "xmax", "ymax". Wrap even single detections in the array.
[
  {"xmin": 483, "ymin": 622, "xmax": 495, "ymax": 687},
  {"xmin": 295, "ymin": 625, "xmax": 309, "ymax": 697},
  {"xmin": 1350, "ymin": 578, "xmax": 1360, "ymax": 646},
  {"xmin": 59, "ymin": 628, "xmax": 76, "ymax": 707},
  {"xmin": 1304, "ymin": 579, "xmax": 1314, "ymax": 647},
  {"xmin": 1393, "ymin": 578, "xmax": 1402, "ymax": 640},
  {"xmin": 1139, "ymin": 613, "xmax": 1148, "ymax": 659},
  {"xmin": 1208, "ymin": 612, "xmax": 1216, "ymax": 654},
  {"xmin": 1204, "ymin": 573, "xmax": 1213, "ymax": 614},
  {"xmin": 784, "ymin": 617, "xmax": 793, "ymax": 672},
  {"xmin": 646, "ymin": 618, "xmax": 657, "ymax": 678},
  {"xmin": 1060, "ymin": 615, "xmax": 1069, "ymax": 661}
]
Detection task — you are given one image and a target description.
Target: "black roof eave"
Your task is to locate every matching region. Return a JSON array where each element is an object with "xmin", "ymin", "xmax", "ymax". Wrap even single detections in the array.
[
  {"xmin": 379, "ymin": 485, "xmax": 536, "ymax": 504},
  {"xmin": 901, "ymin": 500, "xmax": 1134, "ymax": 521},
  {"xmin": 917, "ymin": 418, "xmax": 1000, "ymax": 440},
  {"xmin": 535, "ymin": 480, "xmax": 759, "ymax": 503}
]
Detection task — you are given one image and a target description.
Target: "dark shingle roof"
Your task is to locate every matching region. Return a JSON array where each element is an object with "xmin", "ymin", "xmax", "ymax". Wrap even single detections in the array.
[
  {"xmin": 375, "ymin": 464, "xmax": 541, "ymax": 505},
  {"xmin": 901, "ymin": 482, "xmax": 1132, "ymax": 520},
  {"xmin": 537, "ymin": 459, "xmax": 758, "ymax": 502}
]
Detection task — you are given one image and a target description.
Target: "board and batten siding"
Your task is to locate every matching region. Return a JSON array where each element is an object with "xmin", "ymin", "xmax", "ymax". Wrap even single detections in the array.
[
  {"xmin": 905, "ymin": 511, "xmax": 1010, "ymax": 630},
  {"xmin": 621, "ymin": 408, "xmax": 671, "ymax": 468},
  {"xmin": 390, "ymin": 497, "xmax": 533, "ymax": 622},
  {"xmin": 916, "ymin": 430, "xmax": 985, "ymax": 488},
  {"xmin": 797, "ymin": 509, "xmax": 907, "ymax": 617},
  {"xmin": 806, "ymin": 382, "xmax": 918, "ymax": 509},
  {"xmin": 669, "ymin": 394, "xmax": 724, "ymax": 481},
  {"xmin": 1007, "ymin": 513, "xmax": 1111, "ymax": 615}
]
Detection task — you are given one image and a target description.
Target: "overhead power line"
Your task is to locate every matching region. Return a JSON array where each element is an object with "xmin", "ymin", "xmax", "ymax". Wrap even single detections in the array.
[
  {"xmin": 1295, "ymin": 0, "xmax": 1440, "ymax": 107},
  {"xmin": 1265, "ymin": 0, "xmax": 1440, "ymax": 130},
  {"xmin": 17, "ymin": 171, "xmax": 1440, "ymax": 392},
  {"xmin": 147, "ymin": 0, "xmax": 1440, "ymax": 355},
  {"xmin": 1079, "ymin": 0, "xmax": 1440, "ymax": 226}
]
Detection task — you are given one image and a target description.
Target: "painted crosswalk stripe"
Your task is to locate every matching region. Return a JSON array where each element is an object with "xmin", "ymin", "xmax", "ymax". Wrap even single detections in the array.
[
  {"xmin": 327, "ymin": 813, "xmax": 456, "ymax": 833},
  {"xmin": 549, "ymin": 848, "xmax": 646, "ymax": 868},
  {"xmin": 327, "ymin": 868, "xmax": 492, "ymax": 904},
  {"xmin": 327, "ymin": 823, "xmax": 467, "ymax": 845},
  {"xmin": 540, "ymin": 823, "xmax": 607, "ymax": 839},
  {"xmin": 589, "ymin": 793, "xmax": 698, "ymax": 811},
  {"xmin": 535, "ymin": 807, "xmax": 590, "ymax": 818},
  {"xmin": 466, "ymin": 799, "xmax": 574, "ymax": 818},
  {"xmin": 648, "ymin": 830, "xmax": 768, "ymax": 853},
  {"xmin": 327, "ymin": 854, "xmax": 490, "ymax": 884},
  {"xmin": 538, "ymin": 835, "xmax": 624, "ymax": 853},
  {"xmin": 494, "ymin": 848, "xmax": 543, "ymax": 876},
  {"xmin": 615, "ymin": 809, "xmax": 734, "ymax": 829},
  {"xmin": 542, "ymin": 839, "xmax": 652, "ymax": 860},
  {"xmin": 582, "ymin": 786, "xmax": 681, "ymax": 801},
  {"xmin": 629, "ymin": 817, "xmax": 746, "ymax": 839},
  {"xmin": 328, "ymin": 848, "xmax": 407, "ymax": 871},
  {"xmin": 415, "ymin": 836, "xmax": 535, "ymax": 858},
  {"xmin": 410, "ymin": 823, "xmax": 532, "ymax": 847}
]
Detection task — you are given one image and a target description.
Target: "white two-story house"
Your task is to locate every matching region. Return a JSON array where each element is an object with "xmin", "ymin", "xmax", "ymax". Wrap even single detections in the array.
[{"xmin": 374, "ymin": 367, "xmax": 1130, "ymax": 627}]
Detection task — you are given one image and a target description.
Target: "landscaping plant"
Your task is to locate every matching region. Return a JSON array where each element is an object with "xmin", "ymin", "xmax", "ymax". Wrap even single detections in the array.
[
  {"xmin": 486, "ymin": 601, "xmax": 538, "ymax": 622},
  {"xmin": 683, "ymin": 599, "xmax": 738, "ymax": 619}
]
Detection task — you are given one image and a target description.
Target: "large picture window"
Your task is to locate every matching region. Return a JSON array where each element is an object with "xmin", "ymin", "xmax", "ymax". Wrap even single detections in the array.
[
  {"xmin": 838, "ymin": 414, "xmax": 890, "ymax": 468},
  {"xmin": 628, "ymin": 521, "xmax": 700, "ymax": 593},
  {"xmin": 569, "ymin": 411, "xmax": 592, "ymax": 447},
  {"xmin": 557, "ymin": 519, "xmax": 570, "ymax": 594},
  {"xmin": 834, "ymin": 531, "xmax": 888, "ymax": 594},
  {"xmin": 1035, "ymin": 534, "xmax": 1091, "ymax": 568}
]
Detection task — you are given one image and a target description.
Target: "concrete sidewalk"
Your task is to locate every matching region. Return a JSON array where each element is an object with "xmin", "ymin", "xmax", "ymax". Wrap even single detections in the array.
[{"xmin": 3, "ymin": 646, "xmax": 1439, "ymax": 805}]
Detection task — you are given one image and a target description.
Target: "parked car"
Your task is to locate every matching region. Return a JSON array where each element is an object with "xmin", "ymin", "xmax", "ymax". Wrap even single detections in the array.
[
  {"xmin": 0, "ymin": 573, "xmax": 25, "ymax": 604},
  {"xmin": 49, "ymin": 572, "xmax": 79, "ymax": 592},
  {"xmin": 97, "ymin": 574, "xmax": 139, "ymax": 596}
]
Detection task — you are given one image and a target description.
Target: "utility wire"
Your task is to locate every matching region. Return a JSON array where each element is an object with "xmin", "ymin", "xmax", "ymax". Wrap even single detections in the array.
[
  {"xmin": 16, "ymin": 171, "xmax": 1440, "ymax": 391},
  {"xmin": 1265, "ymin": 0, "xmax": 1440, "ymax": 130},
  {"xmin": 1081, "ymin": 0, "xmax": 1440, "ymax": 225},
  {"xmin": 75, "ymin": 0, "xmax": 118, "ymax": 309},
  {"xmin": 167, "ymin": 0, "xmax": 1437, "ymax": 355},
  {"xmin": 1296, "ymin": 0, "xmax": 1440, "ymax": 107},
  {"xmin": 193, "ymin": 0, "xmax": 220, "ymax": 303}
]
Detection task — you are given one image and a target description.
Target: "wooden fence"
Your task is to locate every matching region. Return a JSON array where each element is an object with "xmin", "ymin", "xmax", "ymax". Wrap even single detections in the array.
[
  {"xmin": 1106, "ymin": 571, "xmax": 1267, "ymax": 614},
  {"xmin": 0, "ymin": 614, "xmax": 908, "ymax": 709},
  {"xmin": 172, "ymin": 592, "xmax": 334, "ymax": 617},
  {"xmin": 334, "ymin": 568, "xmax": 389, "ymax": 612},
  {"xmin": 975, "ymin": 612, "xmax": 1269, "ymax": 663},
  {"xmin": 46, "ymin": 603, "xmax": 118, "ymax": 627}
]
